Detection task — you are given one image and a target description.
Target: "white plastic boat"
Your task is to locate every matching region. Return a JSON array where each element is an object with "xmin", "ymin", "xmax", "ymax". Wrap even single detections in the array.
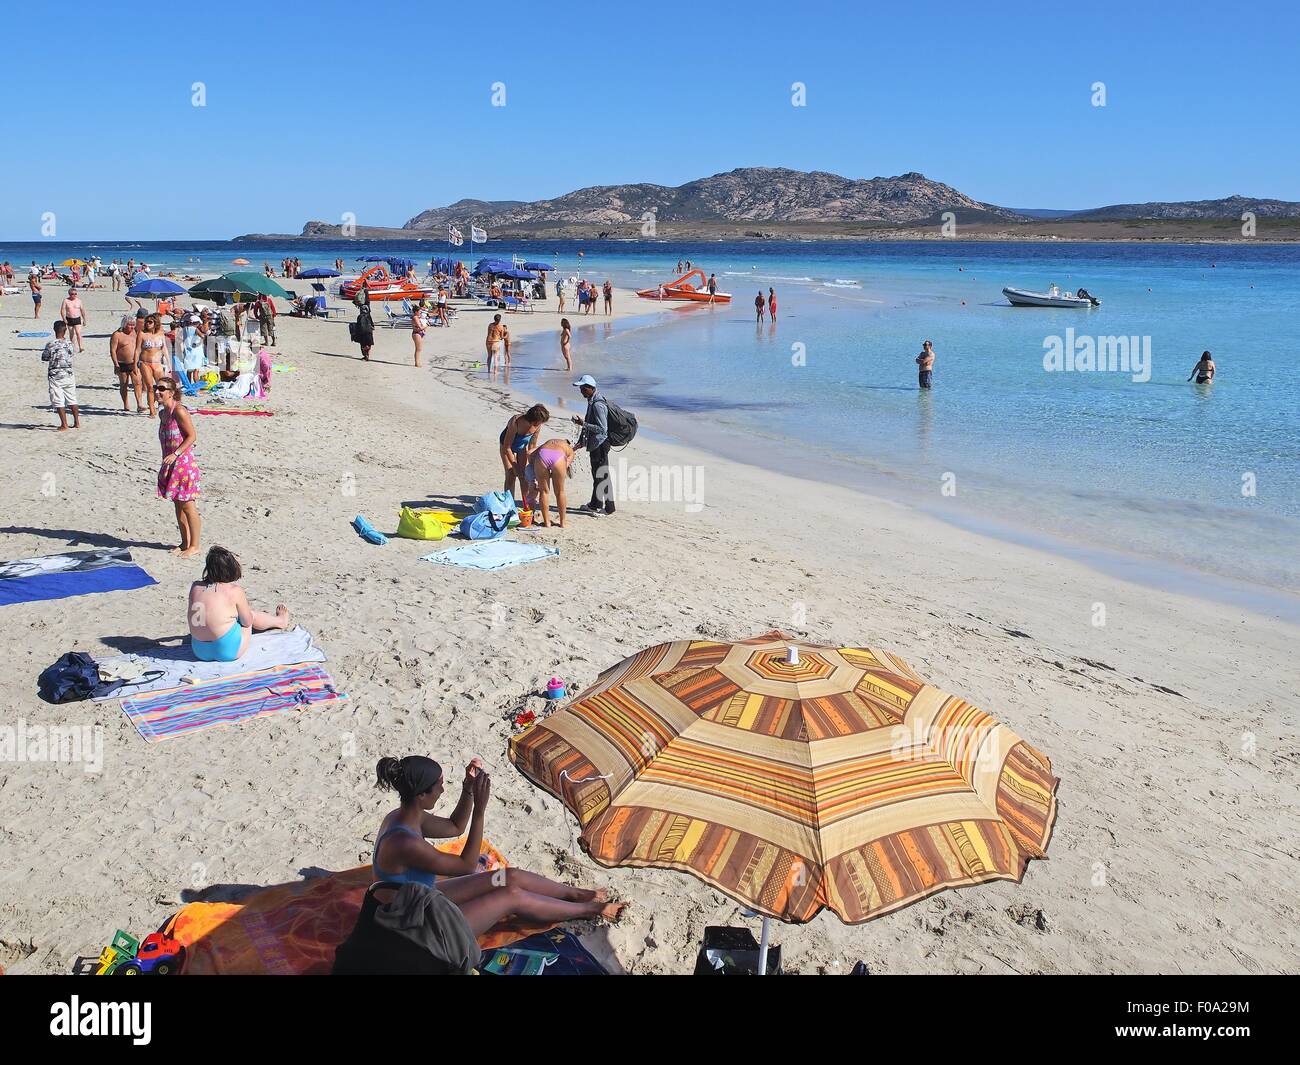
[{"xmin": 1003, "ymin": 284, "xmax": 1100, "ymax": 308}]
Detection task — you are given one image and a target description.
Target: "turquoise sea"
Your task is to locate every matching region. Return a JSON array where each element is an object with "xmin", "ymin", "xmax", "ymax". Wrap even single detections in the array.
[{"xmin": 6, "ymin": 237, "xmax": 1297, "ymax": 612}]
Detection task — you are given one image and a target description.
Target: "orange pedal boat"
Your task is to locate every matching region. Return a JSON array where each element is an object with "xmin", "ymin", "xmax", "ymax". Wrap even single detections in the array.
[
  {"xmin": 636, "ymin": 268, "xmax": 731, "ymax": 303},
  {"xmin": 340, "ymin": 264, "xmax": 436, "ymax": 302}
]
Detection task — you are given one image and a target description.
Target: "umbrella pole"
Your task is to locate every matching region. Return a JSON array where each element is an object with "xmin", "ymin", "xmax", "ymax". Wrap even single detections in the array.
[{"xmin": 757, "ymin": 916, "xmax": 771, "ymax": 976}]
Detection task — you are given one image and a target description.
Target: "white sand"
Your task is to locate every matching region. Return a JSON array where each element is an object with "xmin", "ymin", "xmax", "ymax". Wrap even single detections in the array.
[{"xmin": 1, "ymin": 277, "xmax": 1296, "ymax": 975}]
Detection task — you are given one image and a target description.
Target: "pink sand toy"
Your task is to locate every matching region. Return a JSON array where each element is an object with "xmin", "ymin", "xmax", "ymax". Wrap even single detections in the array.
[{"xmin": 545, "ymin": 677, "xmax": 566, "ymax": 700}]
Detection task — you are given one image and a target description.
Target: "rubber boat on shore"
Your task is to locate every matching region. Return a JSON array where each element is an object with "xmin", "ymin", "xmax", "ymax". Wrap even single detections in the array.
[
  {"xmin": 636, "ymin": 268, "xmax": 731, "ymax": 303},
  {"xmin": 1003, "ymin": 284, "xmax": 1101, "ymax": 308},
  {"xmin": 340, "ymin": 264, "xmax": 436, "ymax": 302}
]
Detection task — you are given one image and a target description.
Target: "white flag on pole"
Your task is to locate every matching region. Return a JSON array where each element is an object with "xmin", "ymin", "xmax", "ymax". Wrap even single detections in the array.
[
  {"xmin": 471, "ymin": 225, "xmax": 488, "ymax": 244},
  {"xmin": 448, "ymin": 224, "xmax": 463, "ymax": 246}
]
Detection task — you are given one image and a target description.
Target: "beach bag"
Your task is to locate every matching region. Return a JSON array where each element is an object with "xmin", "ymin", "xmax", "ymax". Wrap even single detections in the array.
[
  {"xmin": 332, "ymin": 882, "xmax": 471, "ymax": 976},
  {"xmin": 37, "ymin": 652, "xmax": 100, "ymax": 704},
  {"xmin": 460, "ymin": 510, "xmax": 510, "ymax": 541},
  {"xmin": 606, "ymin": 403, "xmax": 638, "ymax": 448},
  {"xmin": 396, "ymin": 507, "xmax": 450, "ymax": 541},
  {"xmin": 693, "ymin": 926, "xmax": 783, "ymax": 976},
  {"xmin": 478, "ymin": 491, "xmax": 517, "ymax": 518}
]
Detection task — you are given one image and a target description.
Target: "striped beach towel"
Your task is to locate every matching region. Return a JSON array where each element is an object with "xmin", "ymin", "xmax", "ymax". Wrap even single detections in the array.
[{"xmin": 121, "ymin": 662, "xmax": 346, "ymax": 743}]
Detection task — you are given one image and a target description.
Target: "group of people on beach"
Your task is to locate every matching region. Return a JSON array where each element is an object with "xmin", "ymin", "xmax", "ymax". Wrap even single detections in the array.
[
  {"xmin": 557, "ymin": 278, "xmax": 611, "ymax": 316},
  {"xmin": 494, "ymin": 376, "xmax": 617, "ymax": 529}
]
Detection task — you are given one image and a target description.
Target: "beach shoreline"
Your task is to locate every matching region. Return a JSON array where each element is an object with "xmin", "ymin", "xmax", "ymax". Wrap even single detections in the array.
[{"xmin": 1, "ymin": 276, "xmax": 1296, "ymax": 975}]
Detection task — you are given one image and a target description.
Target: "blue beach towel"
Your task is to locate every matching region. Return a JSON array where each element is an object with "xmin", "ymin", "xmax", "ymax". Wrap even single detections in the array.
[
  {"xmin": 0, "ymin": 548, "xmax": 156, "ymax": 607},
  {"xmin": 18, "ymin": 331, "xmax": 53, "ymax": 338},
  {"xmin": 420, "ymin": 541, "xmax": 559, "ymax": 571}
]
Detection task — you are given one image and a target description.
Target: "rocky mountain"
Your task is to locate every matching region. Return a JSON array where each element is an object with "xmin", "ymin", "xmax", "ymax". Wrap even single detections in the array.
[
  {"xmin": 1069, "ymin": 195, "xmax": 1300, "ymax": 221},
  {"xmin": 398, "ymin": 168, "xmax": 1024, "ymax": 230}
]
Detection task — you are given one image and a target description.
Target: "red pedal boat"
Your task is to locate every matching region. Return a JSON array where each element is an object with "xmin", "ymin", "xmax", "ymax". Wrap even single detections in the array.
[
  {"xmin": 636, "ymin": 268, "xmax": 731, "ymax": 304},
  {"xmin": 340, "ymin": 264, "xmax": 436, "ymax": 302}
]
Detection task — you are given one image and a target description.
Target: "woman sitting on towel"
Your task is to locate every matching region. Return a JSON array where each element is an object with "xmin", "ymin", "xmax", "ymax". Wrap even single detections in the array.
[
  {"xmin": 529, "ymin": 439, "xmax": 577, "ymax": 529},
  {"xmin": 373, "ymin": 755, "xmax": 624, "ymax": 931},
  {"xmin": 498, "ymin": 403, "xmax": 549, "ymax": 501},
  {"xmin": 187, "ymin": 546, "xmax": 291, "ymax": 662}
]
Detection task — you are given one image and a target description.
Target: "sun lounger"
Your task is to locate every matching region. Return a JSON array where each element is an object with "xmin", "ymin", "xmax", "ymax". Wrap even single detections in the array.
[{"xmin": 383, "ymin": 303, "xmax": 413, "ymax": 329}]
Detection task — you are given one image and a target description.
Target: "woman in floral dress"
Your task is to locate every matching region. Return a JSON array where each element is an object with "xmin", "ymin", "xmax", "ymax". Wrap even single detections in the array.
[{"xmin": 154, "ymin": 377, "xmax": 202, "ymax": 556}]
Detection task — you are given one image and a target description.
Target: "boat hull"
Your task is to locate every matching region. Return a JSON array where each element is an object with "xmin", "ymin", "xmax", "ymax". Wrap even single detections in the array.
[
  {"xmin": 1003, "ymin": 286, "xmax": 1096, "ymax": 308},
  {"xmin": 636, "ymin": 289, "xmax": 732, "ymax": 303}
]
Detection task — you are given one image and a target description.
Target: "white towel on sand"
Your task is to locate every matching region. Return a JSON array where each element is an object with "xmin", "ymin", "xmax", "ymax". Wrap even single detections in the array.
[{"xmin": 92, "ymin": 625, "xmax": 327, "ymax": 700}]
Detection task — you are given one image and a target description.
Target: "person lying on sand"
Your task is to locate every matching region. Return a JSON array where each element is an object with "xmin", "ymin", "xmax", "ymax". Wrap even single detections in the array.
[
  {"xmin": 187, "ymin": 546, "xmax": 290, "ymax": 662},
  {"xmin": 373, "ymin": 755, "xmax": 624, "ymax": 933}
]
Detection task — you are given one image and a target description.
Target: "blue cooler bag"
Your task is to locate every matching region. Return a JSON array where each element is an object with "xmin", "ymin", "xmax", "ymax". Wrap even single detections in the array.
[{"xmin": 460, "ymin": 510, "xmax": 511, "ymax": 541}]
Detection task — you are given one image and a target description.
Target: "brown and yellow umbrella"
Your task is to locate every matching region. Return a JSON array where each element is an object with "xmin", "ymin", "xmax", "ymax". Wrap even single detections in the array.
[{"xmin": 510, "ymin": 631, "xmax": 1058, "ymax": 931}]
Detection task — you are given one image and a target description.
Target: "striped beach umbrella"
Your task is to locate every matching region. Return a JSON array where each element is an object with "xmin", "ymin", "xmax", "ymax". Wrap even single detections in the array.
[{"xmin": 510, "ymin": 631, "xmax": 1058, "ymax": 950}]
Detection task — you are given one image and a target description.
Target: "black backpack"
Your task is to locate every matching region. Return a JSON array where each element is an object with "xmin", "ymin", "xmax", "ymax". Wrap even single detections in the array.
[
  {"xmin": 38, "ymin": 652, "xmax": 100, "ymax": 704},
  {"xmin": 606, "ymin": 402, "xmax": 638, "ymax": 448}
]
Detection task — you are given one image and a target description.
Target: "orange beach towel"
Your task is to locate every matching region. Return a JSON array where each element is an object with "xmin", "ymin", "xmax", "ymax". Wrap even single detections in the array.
[{"xmin": 168, "ymin": 839, "xmax": 551, "ymax": 975}]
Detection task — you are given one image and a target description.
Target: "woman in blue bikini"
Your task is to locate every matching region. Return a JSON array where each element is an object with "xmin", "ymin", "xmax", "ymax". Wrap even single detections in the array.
[
  {"xmin": 187, "ymin": 546, "xmax": 291, "ymax": 662},
  {"xmin": 498, "ymin": 403, "xmax": 549, "ymax": 501},
  {"xmin": 372, "ymin": 755, "xmax": 624, "ymax": 934}
]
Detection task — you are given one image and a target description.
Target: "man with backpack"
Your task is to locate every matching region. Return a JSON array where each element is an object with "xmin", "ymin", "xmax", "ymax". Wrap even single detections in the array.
[
  {"xmin": 571, "ymin": 374, "xmax": 636, "ymax": 517},
  {"xmin": 572, "ymin": 375, "xmax": 612, "ymax": 515}
]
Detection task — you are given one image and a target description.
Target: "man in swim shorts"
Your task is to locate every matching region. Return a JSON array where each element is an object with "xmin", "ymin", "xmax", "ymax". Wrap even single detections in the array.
[
  {"xmin": 916, "ymin": 340, "xmax": 935, "ymax": 390},
  {"xmin": 29, "ymin": 272, "xmax": 42, "ymax": 318},
  {"xmin": 109, "ymin": 315, "xmax": 143, "ymax": 412}
]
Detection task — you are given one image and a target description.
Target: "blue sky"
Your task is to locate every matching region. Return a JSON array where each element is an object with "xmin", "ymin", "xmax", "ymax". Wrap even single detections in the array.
[{"xmin": 2, "ymin": 0, "xmax": 1297, "ymax": 238}]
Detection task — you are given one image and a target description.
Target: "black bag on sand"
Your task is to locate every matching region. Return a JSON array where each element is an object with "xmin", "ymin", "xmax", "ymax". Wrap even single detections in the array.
[
  {"xmin": 693, "ymin": 925, "xmax": 782, "ymax": 975},
  {"xmin": 37, "ymin": 652, "xmax": 100, "ymax": 704},
  {"xmin": 606, "ymin": 402, "xmax": 638, "ymax": 448},
  {"xmin": 333, "ymin": 881, "xmax": 476, "ymax": 975}
]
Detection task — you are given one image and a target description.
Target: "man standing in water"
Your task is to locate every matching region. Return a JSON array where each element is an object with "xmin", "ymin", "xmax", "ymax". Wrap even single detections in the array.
[
  {"xmin": 707, "ymin": 273, "xmax": 718, "ymax": 301},
  {"xmin": 571, "ymin": 375, "xmax": 615, "ymax": 516},
  {"xmin": 916, "ymin": 340, "xmax": 935, "ymax": 390},
  {"xmin": 755, "ymin": 290, "xmax": 766, "ymax": 323}
]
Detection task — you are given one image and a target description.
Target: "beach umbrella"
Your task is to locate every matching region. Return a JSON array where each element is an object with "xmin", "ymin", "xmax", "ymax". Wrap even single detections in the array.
[
  {"xmin": 296, "ymin": 267, "xmax": 341, "ymax": 279},
  {"xmin": 522, "ymin": 261, "xmax": 555, "ymax": 272},
  {"xmin": 510, "ymin": 630, "xmax": 1059, "ymax": 972},
  {"xmin": 62, "ymin": 258, "xmax": 89, "ymax": 268},
  {"xmin": 232, "ymin": 258, "xmax": 251, "ymax": 265},
  {"xmin": 189, "ymin": 273, "xmax": 289, "ymax": 304},
  {"xmin": 127, "ymin": 278, "xmax": 186, "ymax": 299}
]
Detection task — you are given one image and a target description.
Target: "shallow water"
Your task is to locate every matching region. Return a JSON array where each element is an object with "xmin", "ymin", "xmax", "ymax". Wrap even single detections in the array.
[{"xmin": 12, "ymin": 237, "xmax": 1298, "ymax": 599}]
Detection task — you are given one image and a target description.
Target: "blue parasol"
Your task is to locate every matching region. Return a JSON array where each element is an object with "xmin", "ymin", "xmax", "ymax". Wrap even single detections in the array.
[{"xmin": 126, "ymin": 278, "xmax": 186, "ymax": 299}]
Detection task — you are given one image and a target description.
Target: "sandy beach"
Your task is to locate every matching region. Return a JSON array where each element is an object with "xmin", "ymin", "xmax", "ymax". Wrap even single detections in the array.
[{"xmin": 1, "ymin": 277, "xmax": 1296, "ymax": 976}]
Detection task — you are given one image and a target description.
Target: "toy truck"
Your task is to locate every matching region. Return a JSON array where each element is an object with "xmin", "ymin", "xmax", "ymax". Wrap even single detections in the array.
[{"xmin": 94, "ymin": 929, "xmax": 185, "ymax": 975}]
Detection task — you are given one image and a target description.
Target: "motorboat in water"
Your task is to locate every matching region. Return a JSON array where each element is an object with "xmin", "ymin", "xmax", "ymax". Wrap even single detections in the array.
[
  {"xmin": 1003, "ymin": 283, "xmax": 1101, "ymax": 308},
  {"xmin": 340, "ymin": 264, "xmax": 437, "ymax": 302},
  {"xmin": 636, "ymin": 268, "xmax": 731, "ymax": 303}
]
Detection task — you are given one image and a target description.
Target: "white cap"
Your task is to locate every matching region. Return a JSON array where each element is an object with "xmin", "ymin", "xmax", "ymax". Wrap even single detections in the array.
[{"xmin": 573, "ymin": 375, "xmax": 598, "ymax": 389}]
